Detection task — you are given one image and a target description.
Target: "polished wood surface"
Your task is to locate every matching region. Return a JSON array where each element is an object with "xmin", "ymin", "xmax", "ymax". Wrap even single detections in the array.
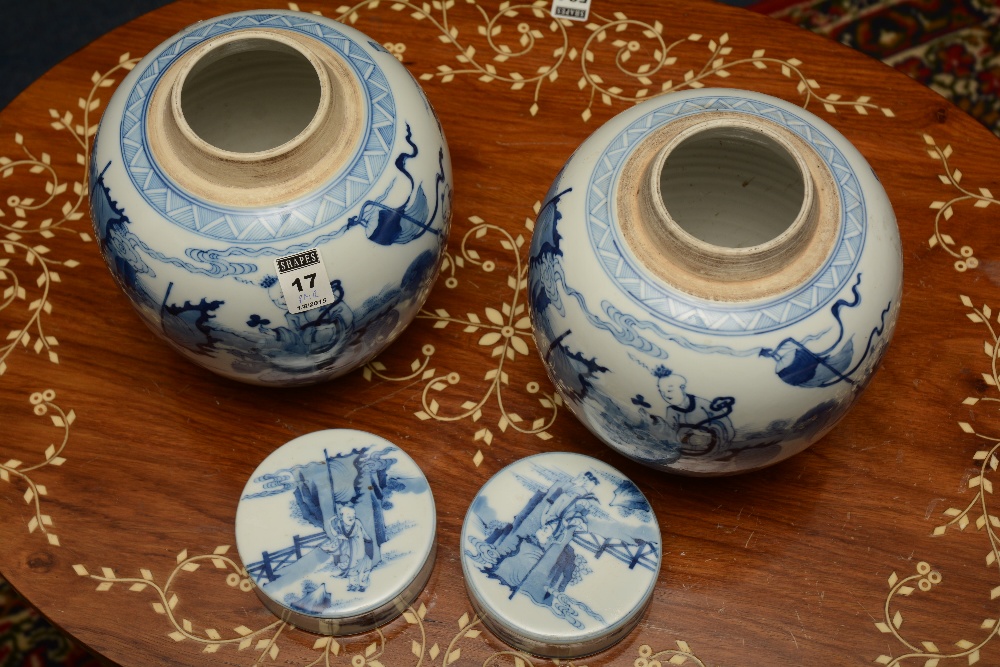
[{"xmin": 2, "ymin": 1, "xmax": 999, "ymax": 665}]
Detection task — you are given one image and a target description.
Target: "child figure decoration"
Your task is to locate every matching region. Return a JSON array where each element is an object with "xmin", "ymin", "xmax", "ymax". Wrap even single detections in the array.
[
  {"xmin": 636, "ymin": 365, "xmax": 735, "ymax": 458},
  {"xmin": 323, "ymin": 505, "xmax": 374, "ymax": 592},
  {"xmin": 235, "ymin": 430, "xmax": 436, "ymax": 635},
  {"xmin": 87, "ymin": 11, "xmax": 453, "ymax": 386},
  {"xmin": 526, "ymin": 90, "xmax": 903, "ymax": 475}
]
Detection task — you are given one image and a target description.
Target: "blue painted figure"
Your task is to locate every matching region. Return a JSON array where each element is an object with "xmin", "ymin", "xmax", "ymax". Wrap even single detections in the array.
[
  {"xmin": 492, "ymin": 471, "xmax": 599, "ymax": 557},
  {"xmin": 236, "ymin": 431, "xmax": 435, "ymax": 626},
  {"xmin": 241, "ymin": 444, "xmax": 429, "ymax": 612},
  {"xmin": 146, "ymin": 248, "xmax": 436, "ymax": 380},
  {"xmin": 90, "ymin": 162, "xmax": 156, "ymax": 307},
  {"xmin": 527, "ymin": 176, "xmax": 896, "ymax": 472},
  {"xmin": 758, "ymin": 273, "xmax": 893, "ymax": 388},
  {"xmin": 347, "ymin": 124, "xmax": 447, "ymax": 246},
  {"xmin": 528, "ymin": 188, "xmax": 613, "ymax": 403},
  {"xmin": 465, "ymin": 458, "xmax": 659, "ymax": 630},
  {"xmin": 325, "ymin": 505, "xmax": 374, "ymax": 592},
  {"xmin": 493, "ymin": 508, "xmax": 591, "ymax": 605},
  {"xmin": 528, "ymin": 187, "xmax": 572, "ymax": 318},
  {"xmin": 256, "ymin": 275, "xmax": 355, "ymax": 359},
  {"xmin": 462, "ymin": 453, "xmax": 659, "ymax": 653},
  {"xmin": 636, "ymin": 365, "xmax": 736, "ymax": 458}
]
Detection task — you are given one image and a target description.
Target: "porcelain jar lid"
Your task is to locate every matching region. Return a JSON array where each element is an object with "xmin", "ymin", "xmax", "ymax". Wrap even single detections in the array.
[
  {"xmin": 236, "ymin": 429, "xmax": 436, "ymax": 635},
  {"xmin": 461, "ymin": 452, "xmax": 660, "ymax": 658}
]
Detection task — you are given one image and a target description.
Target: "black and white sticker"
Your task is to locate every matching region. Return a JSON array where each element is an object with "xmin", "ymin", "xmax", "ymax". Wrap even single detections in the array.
[
  {"xmin": 273, "ymin": 248, "xmax": 337, "ymax": 314},
  {"xmin": 551, "ymin": 0, "xmax": 591, "ymax": 21}
]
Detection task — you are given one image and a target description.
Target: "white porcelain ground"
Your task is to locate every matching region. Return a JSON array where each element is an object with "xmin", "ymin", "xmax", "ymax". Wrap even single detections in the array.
[
  {"xmin": 236, "ymin": 430, "xmax": 436, "ymax": 635},
  {"xmin": 528, "ymin": 89, "xmax": 902, "ymax": 475},
  {"xmin": 90, "ymin": 11, "xmax": 452, "ymax": 386},
  {"xmin": 461, "ymin": 452, "xmax": 660, "ymax": 658}
]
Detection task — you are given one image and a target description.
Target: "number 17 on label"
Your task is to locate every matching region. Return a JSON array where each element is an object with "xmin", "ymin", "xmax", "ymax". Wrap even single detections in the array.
[{"xmin": 273, "ymin": 248, "xmax": 338, "ymax": 314}]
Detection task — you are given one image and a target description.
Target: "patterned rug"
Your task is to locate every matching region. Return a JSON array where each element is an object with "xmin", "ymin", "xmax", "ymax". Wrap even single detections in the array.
[
  {"xmin": 1, "ymin": 1, "xmax": 998, "ymax": 666},
  {"xmin": 0, "ymin": 576, "xmax": 101, "ymax": 666},
  {"xmin": 753, "ymin": 0, "xmax": 1000, "ymax": 136}
]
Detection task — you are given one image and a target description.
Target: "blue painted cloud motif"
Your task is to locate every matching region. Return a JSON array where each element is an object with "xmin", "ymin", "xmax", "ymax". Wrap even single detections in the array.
[{"xmin": 93, "ymin": 163, "xmax": 260, "ymax": 280}]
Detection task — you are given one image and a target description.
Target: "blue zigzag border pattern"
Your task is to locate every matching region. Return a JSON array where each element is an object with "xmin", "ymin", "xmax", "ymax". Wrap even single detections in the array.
[
  {"xmin": 119, "ymin": 13, "xmax": 396, "ymax": 243},
  {"xmin": 587, "ymin": 95, "xmax": 866, "ymax": 336}
]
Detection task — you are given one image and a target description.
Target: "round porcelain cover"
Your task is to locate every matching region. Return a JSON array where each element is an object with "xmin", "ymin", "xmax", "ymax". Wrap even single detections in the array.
[
  {"xmin": 461, "ymin": 452, "xmax": 660, "ymax": 658},
  {"xmin": 236, "ymin": 429, "xmax": 436, "ymax": 635}
]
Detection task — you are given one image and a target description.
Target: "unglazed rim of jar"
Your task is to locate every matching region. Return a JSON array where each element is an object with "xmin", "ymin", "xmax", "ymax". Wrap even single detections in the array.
[
  {"xmin": 615, "ymin": 111, "xmax": 842, "ymax": 302},
  {"xmin": 146, "ymin": 28, "xmax": 365, "ymax": 208}
]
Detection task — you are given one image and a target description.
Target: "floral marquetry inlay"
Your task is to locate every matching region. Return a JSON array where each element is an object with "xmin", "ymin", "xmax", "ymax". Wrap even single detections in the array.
[
  {"xmin": 872, "ymin": 136, "xmax": 1000, "ymax": 665},
  {"xmin": 2, "ymin": 0, "xmax": 996, "ymax": 664},
  {"xmin": 288, "ymin": 1, "xmax": 893, "ymax": 121},
  {"xmin": 0, "ymin": 390, "xmax": 76, "ymax": 548},
  {"xmin": 75, "ymin": 542, "xmax": 707, "ymax": 666},
  {"xmin": 0, "ymin": 56, "xmax": 139, "ymax": 547},
  {"xmin": 922, "ymin": 134, "xmax": 998, "ymax": 273},
  {"xmin": 1, "ymin": 134, "xmax": 88, "ymax": 374},
  {"xmin": 0, "ymin": 55, "xmax": 138, "ymax": 376},
  {"xmin": 365, "ymin": 209, "xmax": 561, "ymax": 468}
]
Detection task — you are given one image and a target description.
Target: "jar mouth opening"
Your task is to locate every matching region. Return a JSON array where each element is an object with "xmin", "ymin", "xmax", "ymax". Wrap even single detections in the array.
[
  {"xmin": 146, "ymin": 27, "xmax": 366, "ymax": 207},
  {"xmin": 173, "ymin": 33, "xmax": 328, "ymax": 158},
  {"xmin": 653, "ymin": 123, "xmax": 809, "ymax": 255},
  {"xmin": 616, "ymin": 111, "xmax": 842, "ymax": 302}
]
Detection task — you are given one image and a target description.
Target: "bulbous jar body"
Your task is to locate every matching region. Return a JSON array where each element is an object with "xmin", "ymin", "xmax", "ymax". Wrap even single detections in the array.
[
  {"xmin": 90, "ymin": 10, "xmax": 451, "ymax": 386},
  {"xmin": 528, "ymin": 89, "xmax": 902, "ymax": 475}
]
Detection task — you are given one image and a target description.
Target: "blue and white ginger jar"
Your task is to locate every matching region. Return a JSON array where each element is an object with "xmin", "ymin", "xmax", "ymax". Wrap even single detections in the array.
[
  {"xmin": 89, "ymin": 10, "xmax": 451, "ymax": 385},
  {"xmin": 528, "ymin": 89, "xmax": 902, "ymax": 475}
]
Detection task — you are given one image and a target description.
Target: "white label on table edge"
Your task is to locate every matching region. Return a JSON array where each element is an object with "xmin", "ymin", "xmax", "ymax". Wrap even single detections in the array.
[{"xmin": 551, "ymin": 0, "xmax": 591, "ymax": 22}]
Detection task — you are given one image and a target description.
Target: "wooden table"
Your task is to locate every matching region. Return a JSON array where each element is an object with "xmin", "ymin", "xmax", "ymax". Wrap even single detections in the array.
[{"xmin": 2, "ymin": 1, "xmax": 999, "ymax": 665}]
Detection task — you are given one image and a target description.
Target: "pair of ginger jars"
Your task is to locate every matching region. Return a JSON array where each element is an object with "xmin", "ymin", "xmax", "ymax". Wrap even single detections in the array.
[{"xmin": 90, "ymin": 10, "xmax": 902, "ymax": 477}]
